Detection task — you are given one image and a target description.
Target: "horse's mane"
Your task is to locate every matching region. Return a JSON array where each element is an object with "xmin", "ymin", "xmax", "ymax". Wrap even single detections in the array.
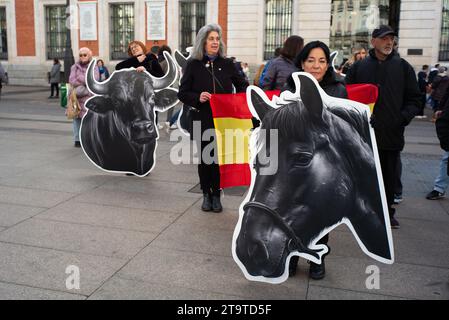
[
  {"xmin": 326, "ymin": 103, "xmax": 372, "ymax": 145},
  {"xmin": 261, "ymin": 99, "xmax": 371, "ymax": 147}
]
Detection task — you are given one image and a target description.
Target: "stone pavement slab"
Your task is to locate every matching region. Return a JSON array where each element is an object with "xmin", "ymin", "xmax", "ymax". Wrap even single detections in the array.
[
  {"xmin": 0, "ymin": 185, "xmax": 76, "ymax": 208},
  {"xmin": 37, "ymin": 201, "xmax": 180, "ymax": 234},
  {"xmin": 0, "ymin": 281, "xmax": 86, "ymax": 300},
  {"xmin": 0, "ymin": 203, "xmax": 46, "ymax": 227},
  {"xmin": 77, "ymin": 187, "xmax": 200, "ymax": 214},
  {"xmin": 0, "ymin": 242, "xmax": 126, "ymax": 296},
  {"xmin": 116, "ymin": 246, "xmax": 308, "ymax": 300},
  {"xmin": 309, "ymin": 255, "xmax": 449, "ymax": 300},
  {"xmin": 307, "ymin": 285, "xmax": 407, "ymax": 300},
  {"xmin": 0, "ymin": 218, "xmax": 158, "ymax": 259},
  {"xmin": 89, "ymin": 276, "xmax": 244, "ymax": 300}
]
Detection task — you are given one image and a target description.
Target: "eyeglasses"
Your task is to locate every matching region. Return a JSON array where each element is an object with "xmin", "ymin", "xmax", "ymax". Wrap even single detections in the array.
[{"xmin": 79, "ymin": 54, "xmax": 88, "ymax": 57}]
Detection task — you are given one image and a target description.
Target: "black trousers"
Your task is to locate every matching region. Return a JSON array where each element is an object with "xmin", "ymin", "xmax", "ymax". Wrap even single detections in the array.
[
  {"xmin": 394, "ymin": 153, "xmax": 403, "ymax": 196},
  {"xmin": 378, "ymin": 149, "xmax": 400, "ymax": 217},
  {"xmin": 197, "ymin": 134, "xmax": 220, "ymax": 194},
  {"xmin": 50, "ymin": 83, "xmax": 59, "ymax": 97}
]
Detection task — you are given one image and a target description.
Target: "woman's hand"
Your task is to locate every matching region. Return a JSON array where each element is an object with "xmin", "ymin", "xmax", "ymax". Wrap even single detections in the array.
[
  {"xmin": 136, "ymin": 66, "xmax": 146, "ymax": 73},
  {"xmin": 199, "ymin": 92, "xmax": 212, "ymax": 103}
]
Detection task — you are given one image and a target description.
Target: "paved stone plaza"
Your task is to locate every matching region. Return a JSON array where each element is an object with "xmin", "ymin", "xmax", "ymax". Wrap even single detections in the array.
[{"xmin": 0, "ymin": 86, "xmax": 448, "ymax": 300}]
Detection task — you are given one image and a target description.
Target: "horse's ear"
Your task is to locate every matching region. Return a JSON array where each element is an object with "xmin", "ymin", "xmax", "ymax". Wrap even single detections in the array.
[
  {"xmin": 299, "ymin": 74, "xmax": 323, "ymax": 121},
  {"xmin": 249, "ymin": 88, "xmax": 272, "ymax": 121}
]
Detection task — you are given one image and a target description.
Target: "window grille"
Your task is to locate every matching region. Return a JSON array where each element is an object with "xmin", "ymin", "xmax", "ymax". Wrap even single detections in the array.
[
  {"xmin": 179, "ymin": 0, "xmax": 206, "ymax": 53},
  {"xmin": 264, "ymin": 0, "xmax": 293, "ymax": 60},
  {"xmin": 110, "ymin": 3, "xmax": 135, "ymax": 60},
  {"xmin": 0, "ymin": 7, "xmax": 7, "ymax": 60},
  {"xmin": 45, "ymin": 6, "xmax": 67, "ymax": 60},
  {"xmin": 440, "ymin": 0, "xmax": 449, "ymax": 61}
]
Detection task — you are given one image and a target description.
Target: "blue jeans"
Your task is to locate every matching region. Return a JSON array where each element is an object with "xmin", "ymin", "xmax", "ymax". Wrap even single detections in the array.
[
  {"xmin": 434, "ymin": 151, "xmax": 449, "ymax": 193},
  {"xmin": 73, "ymin": 117, "xmax": 81, "ymax": 142}
]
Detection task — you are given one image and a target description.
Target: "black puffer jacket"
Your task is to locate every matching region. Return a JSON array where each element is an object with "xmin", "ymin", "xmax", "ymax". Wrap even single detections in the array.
[
  {"xmin": 178, "ymin": 55, "xmax": 249, "ymax": 132},
  {"xmin": 345, "ymin": 50, "xmax": 421, "ymax": 151}
]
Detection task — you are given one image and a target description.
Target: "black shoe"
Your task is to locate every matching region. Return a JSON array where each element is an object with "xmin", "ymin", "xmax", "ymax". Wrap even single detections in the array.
[
  {"xmin": 289, "ymin": 256, "xmax": 299, "ymax": 277},
  {"xmin": 390, "ymin": 216, "xmax": 400, "ymax": 229},
  {"xmin": 309, "ymin": 259, "xmax": 326, "ymax": 280},
  {"xmin": 74, "ymin": 141, "xmax": 81, "ymax": 148},
  {"xmin": 201, "ymin": 193, "xmax": 212, "ymax": 212},
  {"xmin": 426, "ymin": 190, "xmax": 445, "ymax": 200},
  {"xmin": 211, "ymin": 191, "xmax": 223, "ymax": 213}
]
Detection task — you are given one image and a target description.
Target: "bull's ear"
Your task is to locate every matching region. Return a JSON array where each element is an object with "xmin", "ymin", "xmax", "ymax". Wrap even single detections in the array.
[
  {"xmin": 85, "ymin": 96, "xmax": 112, "ymax": 114},
  {"xmin": 154, "ymin": 88, "xmax": 179, "ymax": 112}
]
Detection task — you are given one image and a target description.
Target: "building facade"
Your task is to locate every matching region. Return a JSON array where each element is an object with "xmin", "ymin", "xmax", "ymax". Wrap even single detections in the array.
[{"xmin": 0, "ymin": 0, "xmax": 447, "ymax": 85}]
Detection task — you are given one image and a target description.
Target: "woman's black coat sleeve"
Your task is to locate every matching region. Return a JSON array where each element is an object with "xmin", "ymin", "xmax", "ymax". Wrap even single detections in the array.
[
  {"xmin": 178, "ymin": 60, "xmax": 201, "ymax": 108},
  {"xmin": 115, "ymin": 57, "xmax": 139, "ymax": 70}
]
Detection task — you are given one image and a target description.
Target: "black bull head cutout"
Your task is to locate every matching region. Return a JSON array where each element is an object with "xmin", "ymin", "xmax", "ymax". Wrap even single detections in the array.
[
  {"xmin": 81, "ymin": 51, "xmax": 179, "ymax": 176},
  {"xmin": 232, "ymin": 72, "xmax": 394, "ymax": 284}
]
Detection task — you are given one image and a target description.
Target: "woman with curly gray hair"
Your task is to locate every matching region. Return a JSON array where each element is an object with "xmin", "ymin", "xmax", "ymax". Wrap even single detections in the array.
[{"xmin": 178, "ymin": 23, "xmax": 249, "ymax": 213}]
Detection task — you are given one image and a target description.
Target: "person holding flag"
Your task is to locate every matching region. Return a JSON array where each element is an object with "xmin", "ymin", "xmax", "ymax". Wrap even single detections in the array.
[{"xmin": 178, "ymin": 23, "xmax": 248, "ymax": 213}]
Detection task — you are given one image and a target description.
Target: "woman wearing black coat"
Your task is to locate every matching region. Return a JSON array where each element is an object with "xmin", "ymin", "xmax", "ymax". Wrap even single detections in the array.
[
  {"xmin": 285, "ymin": 41, "xmax": 347, "ymax": 281},
  {"xmin": 115, "ymin": 41, "xmax": 164, "ymax": 77},
  {"xmin": 178, "ymin": 23, "xmax": 248, "ymax": 213}
]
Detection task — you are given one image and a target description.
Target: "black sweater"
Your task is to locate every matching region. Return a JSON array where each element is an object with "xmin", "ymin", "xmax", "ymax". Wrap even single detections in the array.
[{"xmin": 115, "ymin": 53, "xmax": 164, "ymax": 77}]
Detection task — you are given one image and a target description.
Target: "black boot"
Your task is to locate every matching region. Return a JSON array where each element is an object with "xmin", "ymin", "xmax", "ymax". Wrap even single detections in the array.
[
  {"xmin": 211, "ymin": 190, "xmax": 223, "ymax": 213},
  {"xmin": 309, "ymin": 259, "xmax": 326, "ymax": 280},
  {"xmin": 201, "ymin": 192, "xmax": 212, "ymax": 212},
  {"xmin": 288, "ymin": 256, "xmax": 299, "ymax": 277}
]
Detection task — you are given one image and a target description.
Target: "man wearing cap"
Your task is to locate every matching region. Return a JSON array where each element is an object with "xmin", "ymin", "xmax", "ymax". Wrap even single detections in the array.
[{"xmin": 346, "ymin": 25, "xmax": 421, "ymax": 229}]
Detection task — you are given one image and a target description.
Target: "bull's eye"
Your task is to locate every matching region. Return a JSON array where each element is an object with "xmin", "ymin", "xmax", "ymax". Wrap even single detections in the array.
[
  {"xmin": 293, "ymin": 152, "xmax": 313, "ymax": 167},
  {"xmin": 149, "ymin": 94, "xmax": 155, "ymax": 104}
]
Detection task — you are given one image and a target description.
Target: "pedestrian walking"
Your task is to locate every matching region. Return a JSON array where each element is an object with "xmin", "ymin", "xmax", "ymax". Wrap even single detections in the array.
[{"xmin": 49, "ymin": 58, "xmax": 61, "ymax": 99}]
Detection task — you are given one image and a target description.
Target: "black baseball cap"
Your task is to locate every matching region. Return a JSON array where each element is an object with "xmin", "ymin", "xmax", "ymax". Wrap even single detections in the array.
[{"xmin": 372, "ymin": 25, "xmax": 396, "ymax": 38}]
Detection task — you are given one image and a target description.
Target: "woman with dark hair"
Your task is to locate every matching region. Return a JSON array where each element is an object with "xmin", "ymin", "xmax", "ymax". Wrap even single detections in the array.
[
  {"xmin": 262, "ymin": 35, "xmax": 304, "ymax": 91},
  {"xmin": 115, "ymin": 41, "xmax": 164, "ymax": 77},
  {"xmin": 286, "ymin": 40, "xmax": 347, "ymax": 280},
  {"xmin": 178, "ymin": 23, "xmax": 249, "ymax": 213}
]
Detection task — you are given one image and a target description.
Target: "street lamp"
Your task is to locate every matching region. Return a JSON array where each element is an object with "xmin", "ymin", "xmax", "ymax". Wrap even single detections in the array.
[{"xmin": 63, "ymin": 0, "xmax": 75, "ymax": 84}]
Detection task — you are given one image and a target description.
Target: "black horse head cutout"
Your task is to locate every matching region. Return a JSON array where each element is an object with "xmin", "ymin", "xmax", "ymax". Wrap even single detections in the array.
[
  {"xmin": 232, "ymin": 72, "xmax": 394, "ymax": 284},
  {"xmin": 80, "ymin": 51, "xmax": 179, "ymax": 177}
]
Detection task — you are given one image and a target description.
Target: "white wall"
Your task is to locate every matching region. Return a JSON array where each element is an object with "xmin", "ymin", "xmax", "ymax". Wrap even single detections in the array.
[{"xmin": 398, "ymin": 0, "xmax": 443, "ymax": 70}]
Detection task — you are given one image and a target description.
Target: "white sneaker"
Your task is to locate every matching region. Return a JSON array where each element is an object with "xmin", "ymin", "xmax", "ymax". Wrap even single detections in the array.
[
  {"xmin": 170, "ymin": 123, "xmax": 178, "ymax": 129},
  {"xmin": 157, "ymin": 123, "xmax": 164, "ymax": 130}
]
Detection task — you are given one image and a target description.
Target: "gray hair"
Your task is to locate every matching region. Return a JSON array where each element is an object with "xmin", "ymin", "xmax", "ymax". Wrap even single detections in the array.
[{"xmin": 191, "ymin": 23, "xmax": 226, "ymax": 61}]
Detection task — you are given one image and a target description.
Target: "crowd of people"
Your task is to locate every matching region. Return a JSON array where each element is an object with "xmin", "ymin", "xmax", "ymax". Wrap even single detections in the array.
[{"xmin": 37, "ymin": 22, "xmax": 448, "ymax": 282}]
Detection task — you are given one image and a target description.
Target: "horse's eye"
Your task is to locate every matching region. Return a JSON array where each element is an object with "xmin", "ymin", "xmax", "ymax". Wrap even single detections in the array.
[{"xmin": 294, "ymin": 152, "xmax": 313, "ymax": 167}]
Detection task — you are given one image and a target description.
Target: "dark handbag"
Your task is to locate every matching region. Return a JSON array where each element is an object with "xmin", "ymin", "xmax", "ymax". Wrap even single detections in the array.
[{"xmin": 180, "ymin": 104, "xmax": 199, "ymax": 137}]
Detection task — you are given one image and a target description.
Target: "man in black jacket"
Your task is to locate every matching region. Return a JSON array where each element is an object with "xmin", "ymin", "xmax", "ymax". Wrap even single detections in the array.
[{"xmin": 346, "ymin": 25, "xmax": 421, "ymax": 229}]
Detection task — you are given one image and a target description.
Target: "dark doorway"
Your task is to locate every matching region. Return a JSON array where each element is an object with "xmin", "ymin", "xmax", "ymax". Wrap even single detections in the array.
[{"xmin": 389, "ymin": 0, "xmax": 401, "ymax": 33}]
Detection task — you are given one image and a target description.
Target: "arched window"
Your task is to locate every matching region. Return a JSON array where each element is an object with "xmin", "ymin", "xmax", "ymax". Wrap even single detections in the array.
[{"xmin": 264, "ymin": 0, "xmax": 293, "ymax": 60}]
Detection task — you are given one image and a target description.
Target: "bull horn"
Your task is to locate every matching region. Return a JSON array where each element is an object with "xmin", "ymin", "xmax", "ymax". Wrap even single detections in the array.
[
  {"xmin": 151, "ymin": 51, "xmax": 178, "ymax": 91},
  {"xmin": 86, "ymin": 59, "xmax": 109, "ymax": 95}
]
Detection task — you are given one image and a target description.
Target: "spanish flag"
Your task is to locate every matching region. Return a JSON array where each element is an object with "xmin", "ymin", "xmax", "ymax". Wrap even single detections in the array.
[
  {"xmin": 346, "ymin": 84, "xmax": 378, "ymax": 113},
  {"xmin": 210, "ymin": 91, "xmax": 279, "ymax": 189}
]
